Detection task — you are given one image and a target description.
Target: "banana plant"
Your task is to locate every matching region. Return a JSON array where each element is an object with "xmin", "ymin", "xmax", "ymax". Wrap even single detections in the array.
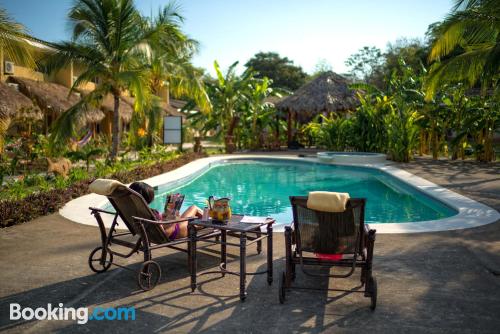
[
  {"xmin": 304, "ymin": 113, "xmax": 353, "ymax": 151},
  {"xmin": 204, "ymin": 61, "xmax": 256, "ymax": 153}
]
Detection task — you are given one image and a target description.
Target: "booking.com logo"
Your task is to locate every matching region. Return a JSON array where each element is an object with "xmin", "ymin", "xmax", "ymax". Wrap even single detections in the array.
[{"xmin": 10, "ymin": 303, "xmax": 135, "ymax": 325}]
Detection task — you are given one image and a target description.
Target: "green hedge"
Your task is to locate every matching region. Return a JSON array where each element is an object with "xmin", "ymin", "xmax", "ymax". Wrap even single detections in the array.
[{"xmin": 0, "ymin": 152, "xmax": 207, "ymax": 227}]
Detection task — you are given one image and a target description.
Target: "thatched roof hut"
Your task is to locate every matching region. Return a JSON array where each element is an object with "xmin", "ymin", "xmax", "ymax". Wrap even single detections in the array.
[
  {"xmin": 276, "ymin": 71, "xmax": 359, "ymax": 120},
  {"xmin": 263, "ymin": 95, "xmax": 284, "ymax": 106},
  {"xmin": 275, "ymin": 71, "xmax": 359, "ymax": 144},
  {"xmin": 0, "ymin": 81, "xmax": 42, "ymax": 120},
  {"xmin": 100, "ymin": 94, "xmax": 134, "ymax": 123},
  {"xmin": 8, "ymin": 77, "xmax": 104, "ymax": 124},
  {"xmin": 160, "ymin": 100, "xmax": 185, "ymax": 118}
]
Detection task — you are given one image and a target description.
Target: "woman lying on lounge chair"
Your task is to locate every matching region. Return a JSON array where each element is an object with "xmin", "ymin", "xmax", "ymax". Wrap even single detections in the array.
[{"xmin": 129, "ymin": 182, "xmax": 202, "ymax": 240}]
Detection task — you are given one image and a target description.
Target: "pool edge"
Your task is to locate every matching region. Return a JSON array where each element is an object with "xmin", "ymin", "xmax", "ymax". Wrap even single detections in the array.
[{"xmin": 59, "ymin": 154, "xmax": 500, "ymax": 234}]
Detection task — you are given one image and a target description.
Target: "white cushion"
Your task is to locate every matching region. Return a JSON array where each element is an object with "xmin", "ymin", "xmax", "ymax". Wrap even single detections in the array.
[{"xmin": 89, "ymin": 179, "xmax": 126, "ymax": 196}]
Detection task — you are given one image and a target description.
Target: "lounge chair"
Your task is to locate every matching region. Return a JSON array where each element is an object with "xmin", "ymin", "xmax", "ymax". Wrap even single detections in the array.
[
  {"xmin": 279, "ymin": 195, "xmax": 377, "ymax": 310},
  {"xmin": 87, "ymin": 179, "xmax": 220, "ymax": 291}
]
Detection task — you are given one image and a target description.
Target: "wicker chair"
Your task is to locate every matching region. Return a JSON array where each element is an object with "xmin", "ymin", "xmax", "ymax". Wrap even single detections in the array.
[
  {"xmin": 279, "ymin": 196, "xmax": 377, "ymax": 310},
  {"xmin": 88, "ymin": 179, "xmax": 220, "ymax": 291}
]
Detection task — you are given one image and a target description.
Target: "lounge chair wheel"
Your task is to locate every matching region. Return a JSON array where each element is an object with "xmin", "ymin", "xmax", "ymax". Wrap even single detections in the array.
[
  {"xmin": 368, "ymin": 276, "xmax": 377, "ymax": 310},
  {"xmin": 279, "ymin": 272, "xmax": 286, "ymax": 304},
  {"xmin": 138, "ymin": 260, "xmax": 161, "ymax": 291},
  {"xmin": 88, "ymin": 246, "xmax": 113, "ymax": 273}
]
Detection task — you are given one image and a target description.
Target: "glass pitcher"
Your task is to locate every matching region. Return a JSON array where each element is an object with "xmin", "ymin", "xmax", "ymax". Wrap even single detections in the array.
[{"xmin": 208, "ymin": 196, "xmax": 232, "ymax": 221}]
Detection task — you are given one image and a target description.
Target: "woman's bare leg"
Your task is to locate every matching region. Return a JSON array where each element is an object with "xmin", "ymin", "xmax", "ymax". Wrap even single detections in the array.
[{"xmin": 181, "ymin": 205, "xmax": 202, "ymax": 218}]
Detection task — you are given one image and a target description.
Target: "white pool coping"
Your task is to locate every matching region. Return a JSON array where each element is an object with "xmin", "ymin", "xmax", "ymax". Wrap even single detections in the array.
[
  {"xmin": 60, "ymin": 154, "xmax": 500, "ymax": 234},
  {"xmin": 317, "ymin": 152, "xmax": 388, "ymax": 165}
]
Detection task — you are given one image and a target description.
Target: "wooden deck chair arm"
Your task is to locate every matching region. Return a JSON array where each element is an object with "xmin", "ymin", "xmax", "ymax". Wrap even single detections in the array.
[{"xmin": 89, "ymin": 207, "xmax": 117, "ymax": 216}]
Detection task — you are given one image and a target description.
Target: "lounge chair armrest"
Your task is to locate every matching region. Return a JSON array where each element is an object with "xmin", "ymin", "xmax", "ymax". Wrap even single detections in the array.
[
  {"xmin": 89, "ymin": 207, "xmax": 116, "ymax": 216},
  {"xmin": 132, "ymin": 216, "xmax": 197, "ymax": 225},
  {"xmin": 163, "ymin": 216, "xmax": 198, "ymax": 224}
]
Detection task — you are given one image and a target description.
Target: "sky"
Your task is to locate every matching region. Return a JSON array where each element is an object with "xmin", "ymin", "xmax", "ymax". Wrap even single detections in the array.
[{"xmin": 1, "ymin": 0, "xmax": 453, "ymax": 75}]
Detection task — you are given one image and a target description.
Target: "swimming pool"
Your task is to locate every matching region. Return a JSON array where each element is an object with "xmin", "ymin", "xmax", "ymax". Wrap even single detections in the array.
[
  {"xmin": 62, "ymin": 154, "xmax": 499, "ymax": 233},
  {"xmin": 148, "ymin": 159, "xmax": 457, "ymax": 224}
]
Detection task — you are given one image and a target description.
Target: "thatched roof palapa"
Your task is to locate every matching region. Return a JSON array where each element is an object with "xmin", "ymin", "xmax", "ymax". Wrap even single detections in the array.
[
  {"xmin": 100, "ymin": 94, "xmax": 134, "ymax": 123},
  {"xmin": 0, "ymin": 81, "xmax": 42, "ymax": 120},
  {"xmin": 7, "ymin": 76, "xmax": 104, "ymax": 124},
  {"xmin": 263, "ymin": 96, "xmax": 284, "ymax": 106},
  {"xmin": 276, "ymin": 71, "xmax": 359, "ymax": 121},
  {"xmin": 160, "ymin": 100, "xmax": 185, "ymax": 118}
]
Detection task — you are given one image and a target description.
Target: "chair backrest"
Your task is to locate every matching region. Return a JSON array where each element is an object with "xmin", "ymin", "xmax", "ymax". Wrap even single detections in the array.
[
  {"xmin": 290, "ymin": 196, "xmax": 366, "ymax": 254},
  {"xmin": 107, "ymin": 186, "xmax": 170, "ymax": 244},
  {"xmin": 89, "ymin": 179, "xmax": 170, "ymax": 244}
]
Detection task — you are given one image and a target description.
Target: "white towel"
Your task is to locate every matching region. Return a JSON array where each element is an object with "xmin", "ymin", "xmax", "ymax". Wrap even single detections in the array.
[
  {"xmin": 307, "ymin": 191, "xmax": 350, "ymax": 213},
  {"xmin": 89, "ymin": 178, "xmax": 126, "ymax": 196}
]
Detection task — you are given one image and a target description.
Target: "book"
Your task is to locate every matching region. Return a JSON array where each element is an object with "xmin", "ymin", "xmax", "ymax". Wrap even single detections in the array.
[{"xmin": 240, "ymin": 216, "xmax": 268, "ymax": 224}]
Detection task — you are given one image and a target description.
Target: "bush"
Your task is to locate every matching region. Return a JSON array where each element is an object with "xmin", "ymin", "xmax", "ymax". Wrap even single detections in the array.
[{"xmin": 0, "ymin": 152, "xmax": 207, "ymax": 227}]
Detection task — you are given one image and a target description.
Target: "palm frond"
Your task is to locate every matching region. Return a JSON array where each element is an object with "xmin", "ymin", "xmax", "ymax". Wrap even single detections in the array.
[
  {"xmin": 426, "ymin": 48, "xmax": 490, "ymax": 99},
  {"xmin": 49, "ymin": 87, "xmax": 109, "ymax": 154},
  {"xmin": 0, "ymin": 8, "xmax": 35, "ymax": 68}
]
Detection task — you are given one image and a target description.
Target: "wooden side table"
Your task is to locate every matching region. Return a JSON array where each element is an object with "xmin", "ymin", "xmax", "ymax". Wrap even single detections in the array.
[{"xmin": 188, "ymin": 215, "xmax": 274, "ymax": 301}]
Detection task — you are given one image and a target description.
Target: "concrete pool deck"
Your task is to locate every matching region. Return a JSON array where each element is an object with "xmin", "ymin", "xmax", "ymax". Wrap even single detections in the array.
[
  {"xmin": 60, "ymin": 154, "xmax": 500, "ymax": 233},
  {"xmin": 0, "ymin": 156, "xmax": 499, "ymax": 333}
]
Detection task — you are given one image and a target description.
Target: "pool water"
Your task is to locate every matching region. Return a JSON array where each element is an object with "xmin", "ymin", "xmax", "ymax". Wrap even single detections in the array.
[{"xmin": 149, "ymin": 159, "xmax": 457, "ymax": 224}]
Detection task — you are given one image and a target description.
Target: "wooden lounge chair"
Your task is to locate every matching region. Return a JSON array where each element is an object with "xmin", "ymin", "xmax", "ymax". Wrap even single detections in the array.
[
  {"xmin": 279, "ymin": 196, "xmax": 377, "ymax": 310},
  {"xmin": 87, "ymin": 179, "xmax": 220, "ymax": 291}
]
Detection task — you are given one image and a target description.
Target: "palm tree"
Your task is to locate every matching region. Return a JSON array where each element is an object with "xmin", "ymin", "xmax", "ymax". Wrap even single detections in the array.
[
  {"xmin": 46, "ymin": 0, "xmax": 188, "ymax": 159},
  {"xmin": 0, "ymin": 7, "xmax": 35, "ymax": 151},
  {"xmin": 136, "ymin": 5, "xmax": 210, "ymax": 147},
  {"xmin": 426, "ymin": 0, "xmax": 500, "ymax": 98}
]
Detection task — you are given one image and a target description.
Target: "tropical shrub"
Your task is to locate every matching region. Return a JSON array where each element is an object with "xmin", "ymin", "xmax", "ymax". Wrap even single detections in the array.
[
  {"xmin": 0, "ymin": 152, "xmax": 206, "ymax": 227},
  {"xmin": 304, "ymin": 114, "xmax": 353, "ymax": 151}
]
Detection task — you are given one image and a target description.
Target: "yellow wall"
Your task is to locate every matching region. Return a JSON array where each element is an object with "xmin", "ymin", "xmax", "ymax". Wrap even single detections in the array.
[
  {"xmin": 52, "ymin": 65, "xmax": 72, "ymax": 87},
  {"xmin": 1, "ymin": 45, "xmax": 95, "ymax": 91},
  {"xmin": 72, "ymin": 63, "xmax": 96, "ymax": 91},
  {"xmin": 158, "ymin": 85, "xmax": 169, "ymax": 103},
  {"xmin": 1, "ymin": 45, "xmax": 46, "ymax": 82},
  {"xmin": 8, "ymin": 65, "xmax": 45, "ymax": 81}
]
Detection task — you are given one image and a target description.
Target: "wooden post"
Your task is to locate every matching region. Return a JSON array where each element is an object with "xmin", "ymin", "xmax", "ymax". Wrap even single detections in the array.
[
  {"xmin": 275, "ymin": 114, "xmax": 280, "ymax": 138},
  {"xmin": 287, "ymin": 110, "xmax": 292, "ymax": 143}
]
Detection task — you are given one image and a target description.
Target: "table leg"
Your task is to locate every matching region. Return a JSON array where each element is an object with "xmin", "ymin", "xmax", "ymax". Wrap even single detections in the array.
[
  {"xmin": 240, "ymin": 232, "xmax": 247, "ymax": 301},
  {"xmin": 189, "ymin": 224, "xmax": 197, "ymax": 292},
  {"xmin": 267, "ymin": 223, "xmax": 273, "ymax": 285},
  {"xmin": 221, "ymin": 229, "xmax": 227, "ymax": 276},
  {"xmin": 256, "ymin": 230, "xmax": 262, "ymax": 254}
]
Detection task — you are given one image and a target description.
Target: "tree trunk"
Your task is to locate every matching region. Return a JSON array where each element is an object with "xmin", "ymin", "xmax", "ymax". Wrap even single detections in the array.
[
  {"xmin": 225, "ymin": 116, "xmax": 239, "ymax": 153},
  {"xmin": 431, "ymin": 124, "xmax": 438, "ymax": 160},
  {"xmin": 419, "ymin": 130, "xmax": 424, "ymax": 156},
  {"xmin": 287, "ymin": 111, "xmax": 292, "ymax": 143},
  {"xmin": 110, "ymin": 94, "xmax": 121, "ymax": 160}
]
